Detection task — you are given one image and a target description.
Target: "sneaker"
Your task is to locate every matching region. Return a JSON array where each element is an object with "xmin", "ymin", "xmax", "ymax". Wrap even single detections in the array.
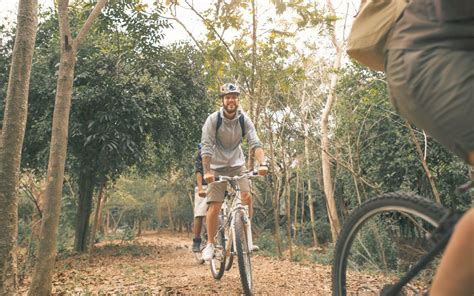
[
  {"xmin": 251, "ymin": 245, "xmax": 260, "ymax": 252},
  {"xmin": 202, "ymin": 243, "xmax": 215, "ymax": 261},
  {"xmin": 192, "ymin": 237, "xmax": 202, "ymax": 252}
]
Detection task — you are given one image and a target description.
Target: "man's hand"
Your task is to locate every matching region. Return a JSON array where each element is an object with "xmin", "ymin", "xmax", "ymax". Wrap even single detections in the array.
[
  {"xmin": 198, "ymin": 188, "xmax": 207, "ymax": 197},
  {"xmin": 258, "ymin": 164, "xmax": 268, "ymax": 176},
  {"xmin": 204, "ymin": 172, "xmax": 215, "ymax": 184}
]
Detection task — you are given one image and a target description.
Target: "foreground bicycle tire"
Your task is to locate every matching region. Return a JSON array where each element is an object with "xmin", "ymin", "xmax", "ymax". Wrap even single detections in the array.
[
  {"xmin": 210, "ymin": 217, "xmax": 226, "ymax": 279},
  {"xmin": 235, "ymin": 210, "xmax": 253, "ymax": 296},
  {"xmin": 225, "ymin": 241, "xmax": 234, "ymax": 271},
  {"xmin": 332, "ymin": 192, "xmax": 449, "ymax": 296}
]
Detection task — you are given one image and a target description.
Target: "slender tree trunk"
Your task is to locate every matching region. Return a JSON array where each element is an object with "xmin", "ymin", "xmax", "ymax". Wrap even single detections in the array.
[
  {"xmin": 267, "ymin": 118, "xmax": 282, "ymax": 256},
  {"xmin": 75, "ymin": 170, "xmax": 95, "ymax": 252},
  {"xmin": 104, "ymin": 210, "xmax": 110, "ymax": 236},
  {"xmin": 304, "ymin": 123, "xmax": 319, "ymax": 247},
  {"xmin": 300, "ymin": 180, "xmax": 305, "ymax": 239},
  {"xmin": 405, "ymin": 121, "xmax": 441, "ymax": 204},
  {"xmin": 28, "ymin": 1, "xmax": 107, "ymax": 294},
  {"xmin": 0, "ymin": 0, "xmax": 38, "ymax": 293},
  {"xmin": 320, "ymin": 0, "xmax": 343, "ymax": 242},
  {"xmin": 285, "ymin": 168, "xmax": 293, "ymax": 260},
  {"xmin": 293, "ymin": 172, "xmax": 300, "ymax": 241},
  {"xmin": 89, "ymin": 182, "xmax": 105, "ymax": 254},
  {"xmin": 167, "ymin": 203, "xmax": 175, "ymax": 230},
  {"xmin": 28, "ymin": 39, "xmax": 77, "ymax": 296},
  {"xmin": 98, "ymin": 193, "xmax": 108, "ymax": 235}
]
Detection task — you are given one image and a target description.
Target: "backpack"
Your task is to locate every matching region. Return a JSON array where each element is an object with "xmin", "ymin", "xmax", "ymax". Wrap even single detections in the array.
[
  {"xmin": 215, "ymin": 111, "xmax": 246, "ymax": 140},
  {"xmin": 347, "ymin": 0, "xmax": 407, "ymax": 72}
]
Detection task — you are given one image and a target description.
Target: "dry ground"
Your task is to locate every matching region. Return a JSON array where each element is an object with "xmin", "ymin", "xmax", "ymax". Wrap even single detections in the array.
[{"xmin": 18, "ymin": 231, "xmax": 392, "ymax": 295}]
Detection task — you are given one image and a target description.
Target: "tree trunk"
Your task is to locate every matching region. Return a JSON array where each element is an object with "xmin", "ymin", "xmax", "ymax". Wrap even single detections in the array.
[
  {"xmin": 293, "ymin": 172, "xmax": 300, "ymax": 241},
  {"xmin": 89, "ymin": 182, "xmax": 105, "ymax": 254},
  {"xmin": 28, "ymin": 36, "xmax": 77, "ymax": 296},
  {"xmin": 0, "ymin": 0, "xmax": 38, "ymax": 293},
  {"xmin": 284, "ymin": 169, "xmax": 293, "ymax": 260},
  {"xmin": 98, "ymin": 193, "xmax": 108, "ymax": 236},
  {"xmin": 75, "ymin": 170, "xmax": 95, "ymax": 252},
  {"xmin": 405, "ymin": 121, "xmax": 441, "ymax": 204},
  {"xmin": 28, "ymin": 1, "xmax": 107, "ymax": 294},
  {"xmin": 304, "ymin": 123, "xmax": 319, "ymax": 247},
  {"xmin": 320, "ymin": 0, "xmax": 343, "ymax": 242},
  {"xmin": 267, "ymin": 117, "xmax": 282, "ymax": 257}
]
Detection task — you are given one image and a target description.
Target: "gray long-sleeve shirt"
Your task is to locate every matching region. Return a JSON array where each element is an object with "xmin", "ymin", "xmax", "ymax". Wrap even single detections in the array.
[{"xmin": 201, "ymin": 107, "xmax": 262, "ymax": 170}]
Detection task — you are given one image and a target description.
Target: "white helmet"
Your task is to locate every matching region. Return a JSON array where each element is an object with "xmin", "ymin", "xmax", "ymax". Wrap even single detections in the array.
[{"xmin": 219, "ymin": 83, "xmax": 241, "ymax": 97}]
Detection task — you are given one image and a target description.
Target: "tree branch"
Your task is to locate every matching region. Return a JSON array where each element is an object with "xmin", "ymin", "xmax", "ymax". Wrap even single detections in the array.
[{"xmin": 74, "ymin": 0, "xmax": 108, "ymax": 47}]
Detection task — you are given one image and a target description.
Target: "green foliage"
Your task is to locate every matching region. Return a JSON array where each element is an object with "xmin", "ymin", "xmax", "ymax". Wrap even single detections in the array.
[{"xmin": 255, "ymin": 230, "xmax": 279, "ymax": 257}]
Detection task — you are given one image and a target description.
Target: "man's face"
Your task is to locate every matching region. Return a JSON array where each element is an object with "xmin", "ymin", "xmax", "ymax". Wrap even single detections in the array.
[{"xmin": 222, "ymin": 94, "xmax": 239, "ymax": 113}]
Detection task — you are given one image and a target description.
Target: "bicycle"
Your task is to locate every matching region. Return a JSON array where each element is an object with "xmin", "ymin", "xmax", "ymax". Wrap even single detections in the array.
[
  {"xmin": 332, "ymin": 191, "xmax": 464, "ymax": 296},
  {"xmin": 209, "ymin": 171, "xmax": 262, "ymax": 296}
]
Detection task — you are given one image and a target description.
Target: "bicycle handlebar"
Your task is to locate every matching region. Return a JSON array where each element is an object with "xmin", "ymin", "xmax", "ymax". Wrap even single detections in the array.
[{"xmin": 213, "ymin": 171, "xmax": 261, "ymax": 183}]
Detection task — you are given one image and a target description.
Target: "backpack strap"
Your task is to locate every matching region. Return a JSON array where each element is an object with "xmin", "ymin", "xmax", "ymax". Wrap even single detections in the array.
[
  {"xmin": 215, "ymin": 111, "xmax": 246, "ymax": 139},
  {"xmin": 215, "ymin": 112, "xmax": 223, "ymax": 138},
  {"xmin": 238, "ymin": 113, "xmax": 246, "ymax": 138}
]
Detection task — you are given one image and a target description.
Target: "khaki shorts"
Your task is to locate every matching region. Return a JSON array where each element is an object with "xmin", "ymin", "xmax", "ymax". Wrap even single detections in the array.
[
  {"xmin": 194, "ymin": 185, "xmax": 208, "ymax": 217},
  {"xmin": 386, "ymin": 48, "xmax": 474, "ymax": 163},
  {"xmin": 207, "ymin": 166, "xmax": 250, "ymax": 203}
]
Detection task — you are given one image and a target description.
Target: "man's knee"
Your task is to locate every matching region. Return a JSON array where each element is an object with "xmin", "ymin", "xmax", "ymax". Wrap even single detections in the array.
[
  {"xmin": 468, "ymin": 151, "xmax": 474, "ymax": 166},
  {"xmin": 208, "ymin": 202, "xmax": 221, "ymax": 213},
  {"xmin": 241, "ymin": 192, "xmax": 251, "ymax": 204}
]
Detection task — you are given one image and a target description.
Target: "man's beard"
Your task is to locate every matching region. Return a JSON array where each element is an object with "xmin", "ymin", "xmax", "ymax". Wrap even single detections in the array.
[{"xmin": 224, "ymin": 105, "xmax": 237, "ymax": 114}]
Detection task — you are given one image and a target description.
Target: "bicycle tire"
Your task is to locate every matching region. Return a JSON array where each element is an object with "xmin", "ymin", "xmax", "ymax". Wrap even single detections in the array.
[
  {"xmin": 235, "ymin": 210, "xmax": 253, "ymax": 296},
  {"xmin": 224, "ymin": 222, "xmax": 234, "ymax": 271},
  {"xmin": 225, "ymin": 242, "xmax": 234, "ymax": 271},
  {"xmin": 210, "ymin": 216, "xmax": 226, "ymax": 279},
  {"xmin": 332, "ymin": 192, "xmax": 449, "ymax": 296}
]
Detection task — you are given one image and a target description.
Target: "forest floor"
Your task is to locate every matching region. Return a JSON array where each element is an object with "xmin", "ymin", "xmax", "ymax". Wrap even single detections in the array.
[{"xmin": 18, "ymin": 230, "xmax": 389, "ymax": 295}]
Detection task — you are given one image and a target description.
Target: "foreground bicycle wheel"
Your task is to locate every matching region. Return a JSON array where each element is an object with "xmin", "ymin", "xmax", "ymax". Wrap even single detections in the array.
[
  {"xmin": 210, "ymin": 216, "xmax": 226, "ymax": 279},
  {"xmin": 225, "ymin": 223, "xmax": 234, "ymax": 271},
  {"xmin": 332, "ymin": 192, "xmax": 449, "ymax": 296},
  {"xmin": 235, "ymin": 210, "xmax": 253, "ymax": 296}
]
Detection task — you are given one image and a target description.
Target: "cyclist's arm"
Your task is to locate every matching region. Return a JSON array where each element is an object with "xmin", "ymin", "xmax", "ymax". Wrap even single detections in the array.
[
  {"xmin": 202, "ymin": 156, "xmax": 214, "ymax": 183},
  {"xmin": 254, "ymin": 147, "xmax": 265, "ymax": 165},
  {"xmin": 430, "ymin": 208, "xmax": 474, "ymax": 296}
]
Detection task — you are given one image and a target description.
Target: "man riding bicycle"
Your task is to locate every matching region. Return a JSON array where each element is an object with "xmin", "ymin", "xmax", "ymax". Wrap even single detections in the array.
[
  {"xmin": 200, "ymin": 83, "xmax": 268, "ymax": 261},
  {"xmin": 383, "ymin": 0, "xmax": 474, "ymax": 294}
]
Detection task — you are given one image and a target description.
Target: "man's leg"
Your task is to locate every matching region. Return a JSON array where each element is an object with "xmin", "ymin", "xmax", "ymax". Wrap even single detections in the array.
[
  {"xmin": 241, "ymin": 192, "xmax": 253, "ymax": 218},
  {"xmin": 192, "ymin": 186, "xmax": 208, "ymax": 252},
  {"xmin": 206, "ymin": 202, "xmax": 222, "ymax": 244},
  {"xmin": 193, "ymin": 216, "xmax": 203, "ymax": 237},
  {"xmin": 192, "ymin": 216, "xmax": 203, "ymax": 252},
  {"xmin": 430, "ymin": 208, "xmax": 474, "ymax": 296},
  {"xmin": 202, "ymin": 201, "xmax": 222, "ymax": 260}
]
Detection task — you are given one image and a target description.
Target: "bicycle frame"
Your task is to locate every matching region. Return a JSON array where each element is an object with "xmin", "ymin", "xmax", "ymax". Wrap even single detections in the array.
[{"xmin": 217, "ymin": 174, "xmax": 255, "ymax": 258}]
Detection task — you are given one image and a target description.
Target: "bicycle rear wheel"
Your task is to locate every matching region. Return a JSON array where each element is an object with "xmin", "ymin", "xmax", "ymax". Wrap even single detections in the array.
[
  {"xmin": 235, "ymin": 210, "xmax": 253, "ymax": 296},
  {"xmin": 210, "ymin": 216, "xmax": 226, "ymax": 279},
  {"xmin": 332, "ymin": 192, "xmax": 449, "ymax": 296}
]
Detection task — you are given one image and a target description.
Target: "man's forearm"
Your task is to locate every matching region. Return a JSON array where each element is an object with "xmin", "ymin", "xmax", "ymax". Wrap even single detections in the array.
[
  {"xmin": 203, "ymin": 156, "xmax": 211, "ymax": 175},
  {"xmin": 254, "ymin": 147, "xmax": 265, "ymax": 164},
  {"xmin": 196, "ymin": 172, "xmax": 203, "ymax": 188}
]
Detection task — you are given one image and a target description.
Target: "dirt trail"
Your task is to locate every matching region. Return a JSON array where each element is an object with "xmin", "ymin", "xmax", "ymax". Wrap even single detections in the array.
[{"xmin": 20, "ymin": 231, "xmax": 335, "ymax": 295}]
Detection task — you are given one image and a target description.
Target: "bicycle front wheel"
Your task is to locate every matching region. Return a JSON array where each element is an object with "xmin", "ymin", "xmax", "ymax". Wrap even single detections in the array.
[
  {"xmin": 332, "ymin": 192, "xmax": 449, "ymax": 296},
  {"xmin": 235, "ymin": 210, "xmax": 253, "ymax": 296},
  {"xmin": 210, "ymin": 216, "xmax": 226, "ymax": 279}
]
